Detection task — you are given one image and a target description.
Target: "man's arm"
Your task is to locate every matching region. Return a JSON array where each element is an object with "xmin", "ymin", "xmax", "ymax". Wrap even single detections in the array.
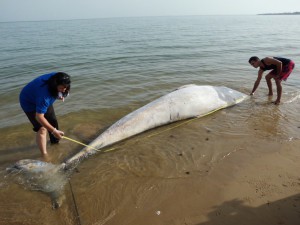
[{"xmin": 250, "ymin": 69, "xmax": 264, "ymax": 95}]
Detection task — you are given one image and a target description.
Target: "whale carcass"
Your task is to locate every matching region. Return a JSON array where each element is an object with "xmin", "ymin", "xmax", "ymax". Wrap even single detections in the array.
[{"xmin": 64, "ymin": 84, "xmax": 248, "ymax": 167}]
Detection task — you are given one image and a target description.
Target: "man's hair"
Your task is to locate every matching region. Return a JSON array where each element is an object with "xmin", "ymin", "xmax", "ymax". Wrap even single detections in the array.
[{"xmin": 248, "ymin": 56, "xmax": 259, "ymax": 63}]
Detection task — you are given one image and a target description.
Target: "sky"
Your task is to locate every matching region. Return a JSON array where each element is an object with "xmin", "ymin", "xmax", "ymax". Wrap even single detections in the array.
[{"xmin": 0, "ymin": 0, "xmax": 300, "ymax": 22}]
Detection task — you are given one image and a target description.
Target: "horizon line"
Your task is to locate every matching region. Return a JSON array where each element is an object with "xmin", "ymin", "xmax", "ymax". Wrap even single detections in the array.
[{"xmin": 0, "ymin": 14, "xmax": 259, "ymax": 23}]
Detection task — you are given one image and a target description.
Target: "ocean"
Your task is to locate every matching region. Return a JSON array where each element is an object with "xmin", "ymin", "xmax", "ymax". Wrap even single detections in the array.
[{"xmin": 0, "ymin": 15, "xmax": 300, "ymax": 224}]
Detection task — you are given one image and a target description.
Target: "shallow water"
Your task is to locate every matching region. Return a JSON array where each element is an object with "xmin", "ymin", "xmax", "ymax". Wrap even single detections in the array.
[{"xmin": 0, "ymin": 15, "xmax": 300, "ymax": 224}]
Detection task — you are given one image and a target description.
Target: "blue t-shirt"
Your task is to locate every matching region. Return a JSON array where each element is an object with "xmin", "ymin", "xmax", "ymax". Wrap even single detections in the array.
[{"xmin": 19, "ymin": 72, "xmax": 57, "ymax": 114}]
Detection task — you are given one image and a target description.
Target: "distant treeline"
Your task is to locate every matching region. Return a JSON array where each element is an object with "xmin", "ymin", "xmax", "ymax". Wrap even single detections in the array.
[{"xmin": 258, "ymin": 12, "xmax": 300, "ymax": 15}]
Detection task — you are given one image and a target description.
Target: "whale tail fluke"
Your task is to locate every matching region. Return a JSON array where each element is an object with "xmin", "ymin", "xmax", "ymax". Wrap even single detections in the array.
[{"xmin": 6, "ymin": 159, "xmax": 70, "ymax": 208}]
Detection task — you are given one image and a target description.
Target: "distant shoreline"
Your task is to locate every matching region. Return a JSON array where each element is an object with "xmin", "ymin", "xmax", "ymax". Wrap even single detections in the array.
[{"xmin": 258, "ymin": 12, "xmax": 300, "ymax": 15}]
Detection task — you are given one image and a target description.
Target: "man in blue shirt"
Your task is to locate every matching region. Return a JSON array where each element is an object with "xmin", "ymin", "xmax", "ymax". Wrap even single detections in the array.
[{"xmin": 19, "ymin": 72, "xmax": 71, "ymax": 156}]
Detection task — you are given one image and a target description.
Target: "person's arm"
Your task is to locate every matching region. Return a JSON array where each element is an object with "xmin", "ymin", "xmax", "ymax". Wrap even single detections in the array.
[
  {"xmin": 250, "ymin": 69, "xmax": 264, "ymax": 95},
  {"xmin": 35, "ymin": 113, "xmax": 64, "ymax": 139}
]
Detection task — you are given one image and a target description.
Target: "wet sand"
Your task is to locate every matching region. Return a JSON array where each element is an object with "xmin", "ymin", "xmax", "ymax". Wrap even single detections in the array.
[
  {"xmin": 1, "ymin": 97, "xmax": 300, "ymax": 225},
  {"xmin": 170, "ymin": 140, "xmax": 300, "ymax": 225},
  {"xmin": 65, "ymin": 134, "xmax": 300, "ymax": 225},
  {"xmin": 1, "ymin": 134, "xmax": 300, "ymax": 225}
]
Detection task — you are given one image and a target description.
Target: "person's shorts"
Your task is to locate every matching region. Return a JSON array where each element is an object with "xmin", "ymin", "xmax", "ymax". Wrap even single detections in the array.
[
  {"xmin": 24, "ymin": 105, "xmax": 57, "ymax": 132},
  {"xmin": 25, "ymin": 111, "xmax": 43, "ymax": 132},
  {"xmin": 270, "ymin": 60, "xmax": 295, "ymax": 81}
]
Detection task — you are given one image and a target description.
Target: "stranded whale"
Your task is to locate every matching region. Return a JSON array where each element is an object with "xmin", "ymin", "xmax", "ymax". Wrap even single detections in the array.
[{"xmin": 63, "ymin": 84, "xmax": 247, "ymax": 168}]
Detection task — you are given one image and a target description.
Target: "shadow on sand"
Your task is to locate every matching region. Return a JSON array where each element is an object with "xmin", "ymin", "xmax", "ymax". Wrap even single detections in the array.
[{"xmin": 197, "ymin": 194, "xmax": 300, "ymax": 225}]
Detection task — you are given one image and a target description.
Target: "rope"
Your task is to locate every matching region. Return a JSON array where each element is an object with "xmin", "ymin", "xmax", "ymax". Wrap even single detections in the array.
[
  {"xmin": 63, "ymin": 104, "xmax": 233, "ymax": 154},
  {"xmin": 146, "ymin": 105, "xmax": 227, "ymax": 138},
  {"xmin": 62, "ymin": 106, "xmax": 227, "ymax": 224},
  {"xmin": 69, "ymin": 180, "xmax": 82, "ymax": 225},
  {"xmin": 61, "ymin": 98, "xmax": 244, "ymax": 223}
]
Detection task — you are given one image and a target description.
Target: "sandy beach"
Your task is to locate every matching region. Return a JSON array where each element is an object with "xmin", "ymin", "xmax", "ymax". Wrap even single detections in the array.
[
  {"xmin": 171, "ymin": 139, "xmax": 300, "ymax": 225},
  {"xmin": 1, "ymin": 119, "xmax": 300, "ymax": 225},
  {"xmin": 108, "ymin": 138, "xmax": 300, "ymax": 225}
]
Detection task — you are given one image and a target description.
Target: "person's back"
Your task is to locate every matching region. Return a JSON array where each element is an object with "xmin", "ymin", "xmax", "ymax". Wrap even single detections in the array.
[{"xmin": 20, "ymin": 72, "xmax": 56, "ymax": 113}]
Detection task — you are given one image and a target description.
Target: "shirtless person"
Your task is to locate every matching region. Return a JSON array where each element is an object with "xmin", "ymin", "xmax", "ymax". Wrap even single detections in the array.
[{"xmin": 248, "ymin": 56, "xmax": 295, "ymax": 104}]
